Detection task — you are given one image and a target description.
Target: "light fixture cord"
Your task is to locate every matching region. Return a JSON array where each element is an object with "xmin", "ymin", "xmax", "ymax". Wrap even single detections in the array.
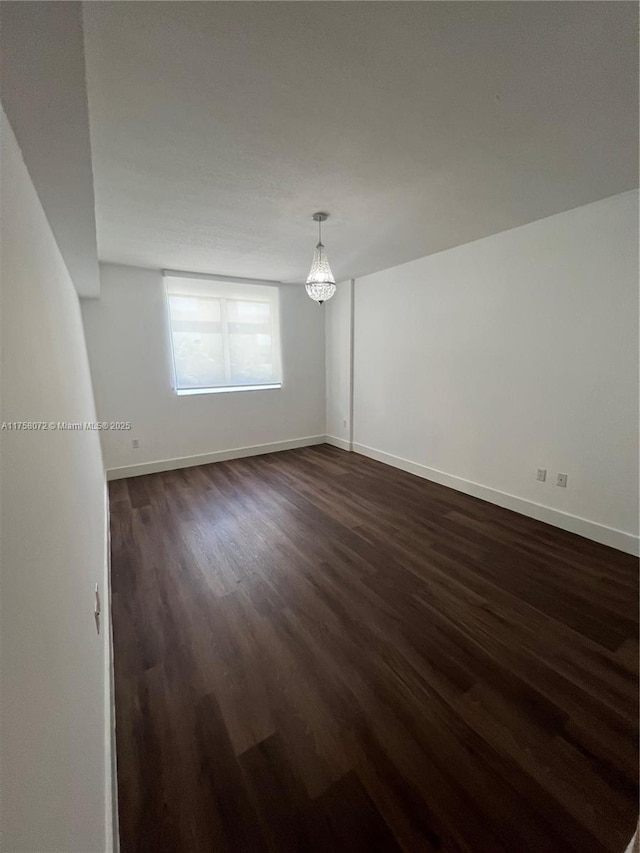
[{"xmin": 318, "ymin": 216, "xmax": 322, "ymax": 247}]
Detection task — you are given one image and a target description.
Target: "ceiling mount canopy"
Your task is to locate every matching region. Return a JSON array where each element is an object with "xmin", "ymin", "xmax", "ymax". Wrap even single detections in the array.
[{"xmin": 305, "ymin": 212, "xmax": 336, "ymax": 305}]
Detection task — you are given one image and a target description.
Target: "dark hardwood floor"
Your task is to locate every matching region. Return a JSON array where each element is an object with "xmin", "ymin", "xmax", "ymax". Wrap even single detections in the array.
[{"xmin": 109, "ymin": 444, "xmax": 639, "ymax": 853}]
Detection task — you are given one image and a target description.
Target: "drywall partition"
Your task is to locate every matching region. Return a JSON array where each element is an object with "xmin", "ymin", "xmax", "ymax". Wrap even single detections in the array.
[
  {"xmin": 0, "ymin": 1, "xmax": 100, "ymax": 297},
  {"xmin": 325, "ymin": 279, "xmax": 354, "ymax": 449},
  {"xmin": 0, "ymin": 112, "xmax": 111, "ymax": 850},
  {"xmin": 352, "ymin": 191, "xmax": 639, "ymax": 554},
  {"xmin": 81, "ymin": 264, "xmax": 326, "ymax": 477}
]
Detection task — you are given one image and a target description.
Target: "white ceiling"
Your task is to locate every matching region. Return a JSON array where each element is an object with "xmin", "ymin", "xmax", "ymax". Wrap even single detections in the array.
[{"xmin": 83, "ymin": 2, "xmax": 638, "ymax": 284}]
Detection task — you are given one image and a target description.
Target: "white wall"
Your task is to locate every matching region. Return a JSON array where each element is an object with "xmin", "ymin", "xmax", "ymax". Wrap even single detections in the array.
[
  {"xmin": 81, "ymin": 264, "xmax": 326, "ymax": 475},
  {"xmin": 0, "ymin": 112, "xmax": 111, "ymax": 850},
  {"xmin": 344, "ymin": 191, "xmax": 639, "ymax": 554},
  {"xmin": 325, "ymin": 279, "xmax": 353, "ymax": 449},
  {"xmin": 0, "ymin": 2, "xmax": 100, "ymax": 296}
]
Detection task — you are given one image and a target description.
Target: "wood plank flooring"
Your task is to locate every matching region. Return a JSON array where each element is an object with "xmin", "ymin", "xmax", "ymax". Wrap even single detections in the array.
[{"xmin": 109, "ymin": 445, "xmax": 639, "ymax": 853}]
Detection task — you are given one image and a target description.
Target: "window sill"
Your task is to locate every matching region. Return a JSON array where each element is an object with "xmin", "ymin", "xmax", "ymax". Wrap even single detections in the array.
[{"xmin": 176, "ymin": 384, "xmax": 282, "ymax": 396}]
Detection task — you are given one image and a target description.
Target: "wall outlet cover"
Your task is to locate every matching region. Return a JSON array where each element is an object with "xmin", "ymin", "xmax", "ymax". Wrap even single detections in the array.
[
  {"xmin": 556, "ymin": 473, "xmax": 568, "ymax": 487},
  {"xmin": 536, "ymin": 468, "xmax": 547, "ymax": 482}
]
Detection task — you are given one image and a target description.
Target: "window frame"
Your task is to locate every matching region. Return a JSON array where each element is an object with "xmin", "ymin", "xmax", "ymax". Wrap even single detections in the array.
[{"xmin": 164, "ymin": 275, "xmax": 283, "ymax": 396}]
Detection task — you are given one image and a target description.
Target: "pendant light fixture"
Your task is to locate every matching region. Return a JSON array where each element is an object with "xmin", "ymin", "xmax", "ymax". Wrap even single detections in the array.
[{"xmin": 305, "ymin": 212, "xmax": 336, "ymax": 304}]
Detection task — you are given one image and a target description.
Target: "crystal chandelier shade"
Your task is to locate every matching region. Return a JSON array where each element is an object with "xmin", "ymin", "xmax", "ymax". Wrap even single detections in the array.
[
  {"xmin": 305, "ymin": 280, "xmax": 337, "ymax": 303},
  {"xmin": 305, "ymin": 213, "xmax": 336, "ymax": 304}
]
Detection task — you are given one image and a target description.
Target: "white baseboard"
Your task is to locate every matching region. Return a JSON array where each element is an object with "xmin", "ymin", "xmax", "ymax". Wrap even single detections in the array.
[
  {"xmin": 103, "ymin": 477, "xmax": 119, "ymax": 853},
  {"xmin": 624, "ymin": 828, "xmax": 638, "ymax": 853},
  {"xmin": 325, "ymin": 434, "xmax": 352, "ymax": 451},
  {"xmin": 352, "ymin": 442, "xmax": 639, "ymax": 557},
  {"xmin": 106, "ymin": 435, "xmax": 326, "ymax": 480}
]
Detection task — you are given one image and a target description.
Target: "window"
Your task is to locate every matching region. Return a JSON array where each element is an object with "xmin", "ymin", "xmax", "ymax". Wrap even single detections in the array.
[{"xmin": 165, "ymin": 275, "xmax": 282, "ymax": 394}]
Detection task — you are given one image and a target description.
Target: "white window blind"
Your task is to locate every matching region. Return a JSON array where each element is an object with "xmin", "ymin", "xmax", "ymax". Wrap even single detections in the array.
[{"xmin": 165, "ymin": 275, "xmax": 282, "ymax": 394}]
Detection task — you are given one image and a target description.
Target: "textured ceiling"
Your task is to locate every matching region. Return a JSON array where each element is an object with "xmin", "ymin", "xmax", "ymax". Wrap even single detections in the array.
[{"xmin": 83, "ymin": 1, "xmax": 638, "ymax": 284}]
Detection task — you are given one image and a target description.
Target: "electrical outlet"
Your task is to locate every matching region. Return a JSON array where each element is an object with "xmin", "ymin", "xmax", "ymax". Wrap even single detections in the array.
[
  {"xmin": 556, "ymin": 473, "xmax": 568, "ymax": 488},
  {"xmin": 94, "ymin": 583, "xmax": 101, "ymax": 635},
  {"xmin": 536, "ymin": 468, "xmax": 547, "ymax": 482},
  {"xmin": 132, "ymin": 438, "xmax": 140, "ymax": 449}
]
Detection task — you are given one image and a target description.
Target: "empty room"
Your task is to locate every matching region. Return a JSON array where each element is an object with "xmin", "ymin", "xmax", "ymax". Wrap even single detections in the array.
[{"xmin": 0, "ymin": 2, "xmax": 638, "ymax": 852}]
